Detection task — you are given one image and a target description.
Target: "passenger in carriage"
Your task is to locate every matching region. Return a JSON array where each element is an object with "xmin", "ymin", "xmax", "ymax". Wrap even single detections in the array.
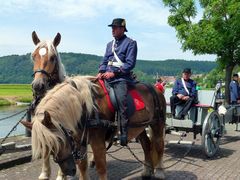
[
  {"xmin": 96, "ymin": 18, "xmax": 138, "ymax": 146},
  {"xmin": 170, "ymin": 68, "xmax": 197, "ymax": 120},
  {"xmin": 155, "ymin": 78, "xmax": 166, "ymax": 93},
  {"xmin": 229, "ymin": 73, "xmax": 240, "ymax": 105}
]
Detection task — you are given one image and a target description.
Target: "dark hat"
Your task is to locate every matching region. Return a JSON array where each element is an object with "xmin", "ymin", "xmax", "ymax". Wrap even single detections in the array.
[
  {"xmin": 233, "ymin": 73, "xmax": 239, "ymax": 77},
  {"xmin": 108, "ymin": 18, "xmax": 128, "ymax": 32},
  {"xmin": 182, "ymin": 68, "xmax": 192, "ymax": 74}
]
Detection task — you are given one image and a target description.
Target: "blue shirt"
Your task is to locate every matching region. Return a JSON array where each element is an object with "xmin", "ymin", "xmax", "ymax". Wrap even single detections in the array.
[
  {"xmin": 229, "ymin": 80, "xmax": 240, "ymax": 103},
  {"xmin": 99, "ymin": 35, "xmax": 137, "ymax": 83},
  {"xmin": 172, "ymin": 78, "xmax": 197, "ymax": 98}
]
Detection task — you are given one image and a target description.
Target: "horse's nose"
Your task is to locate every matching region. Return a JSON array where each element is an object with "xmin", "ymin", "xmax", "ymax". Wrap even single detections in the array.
[{"xmin": 32, "ymin": 81, "xmax": 46, "ymax": 94}]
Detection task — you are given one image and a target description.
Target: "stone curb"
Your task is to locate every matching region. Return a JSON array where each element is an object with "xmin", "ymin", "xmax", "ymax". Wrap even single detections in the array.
[{"xmin": 0, "ymin": 150, "xmax": 32, "ymax": 170}]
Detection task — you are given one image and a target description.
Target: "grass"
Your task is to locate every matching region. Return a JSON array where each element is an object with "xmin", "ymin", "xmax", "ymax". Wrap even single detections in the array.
[{"xmin": 0, "ymin": 84, "xmax": 32, "ymax": 106}]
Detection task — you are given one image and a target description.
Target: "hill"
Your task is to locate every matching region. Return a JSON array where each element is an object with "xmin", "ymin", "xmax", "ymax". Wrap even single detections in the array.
[{"xmin": 0, "ymin": 53, "xmax": 216, "ymax": 83}]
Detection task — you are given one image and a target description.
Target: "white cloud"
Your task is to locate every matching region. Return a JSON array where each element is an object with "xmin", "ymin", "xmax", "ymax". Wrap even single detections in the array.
[
  {"xmin": 1, "ymin": 0, "xmax": 168, "ymax": 26},
  {"xmin": 0, "ymin": 0, "xmax": 216, "ymax": 60}
]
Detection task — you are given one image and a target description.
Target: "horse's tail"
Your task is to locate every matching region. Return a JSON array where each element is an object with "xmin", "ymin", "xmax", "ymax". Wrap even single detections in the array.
[
  {"xmin": 149, "ymin": 88, "xmax": 166, "ymax": 167},
  {"xmin": 32, "ymin": 119, "xmax": 64, "ymax": 159}
]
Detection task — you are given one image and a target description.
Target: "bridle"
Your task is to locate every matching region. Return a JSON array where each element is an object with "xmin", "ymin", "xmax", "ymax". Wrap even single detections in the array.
[
  {"xmin": 53, "ymin": 124, "xmax": 76, "ymax": 164},
  {"xmin": 32, "ymin": 63, "xmax": 59, "ymax": 89},
  {"xmin": 53, "ymin": 122, "xmax": 89, "ymax": 165}
]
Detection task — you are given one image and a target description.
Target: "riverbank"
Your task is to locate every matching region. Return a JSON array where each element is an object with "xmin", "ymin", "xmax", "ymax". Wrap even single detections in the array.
[{"xmin": 0, "ymin": 84, "xmax": 32, "ymax": 106}]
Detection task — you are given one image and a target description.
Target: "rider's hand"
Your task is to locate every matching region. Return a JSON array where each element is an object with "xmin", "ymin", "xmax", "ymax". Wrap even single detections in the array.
[
  {"xmin": 177, "ymin": 94, "xmax": 184, "ymax": 99},
  {"xmin": 182, "ymin": 96, "xmax": 190, "ymax": 100},
  {"xmin": 102, "ymin": 72, "xmax": 115, "ymax": 79},
  {"xmin": 96, "ymin": 73, "xmax": 103, "ymax": 79}
]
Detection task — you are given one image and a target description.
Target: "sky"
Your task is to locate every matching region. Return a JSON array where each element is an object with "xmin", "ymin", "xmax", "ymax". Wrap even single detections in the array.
[{"xmin": 0, "ymin": 0, "xmax": 216, "ymax": 61}]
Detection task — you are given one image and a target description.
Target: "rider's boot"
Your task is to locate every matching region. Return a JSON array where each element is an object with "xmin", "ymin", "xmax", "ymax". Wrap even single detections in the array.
[{"xmin": 120, "ymin": 119, "xmax": 128, "ymax": 146}]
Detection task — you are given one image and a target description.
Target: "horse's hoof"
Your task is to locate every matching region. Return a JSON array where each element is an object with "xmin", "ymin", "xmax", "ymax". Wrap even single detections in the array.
[
  {"xmin": 155, "ymin": 170, "xmax": 165, "ymax": 179},
  {"xmin": 56, "ymin": 176, "xmax": 65, "ymax": 180},
  {"xmin": 65, "ymin": 175, "xmax": 78, "ymax": 180},
  {"xmin": 38, "ymin": 172, "xmax": 49, "ymax": 180},
  {"xmin": 90, "ymin": 161, "xmax": 95, "ymax": 168},
  {"xmin": 141, "ymin": 169, "xmax": 154, "ymax": 177}
]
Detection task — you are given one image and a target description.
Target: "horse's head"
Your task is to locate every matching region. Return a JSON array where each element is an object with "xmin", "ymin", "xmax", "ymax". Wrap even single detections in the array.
[
  {"xmin": 31, "ymin": 31, "xmax": 65, "ymax": 97},
  {"xmin": 31, "ymin": 111, "xmax": 76, "ymax": 177}
]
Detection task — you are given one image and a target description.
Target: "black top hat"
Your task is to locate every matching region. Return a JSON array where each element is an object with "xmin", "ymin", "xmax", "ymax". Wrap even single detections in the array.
[
  {"xmin": 108, "ymin": 18, "xmax": 128, "ymax": 32},
  {"xmin": 233, "ymin": 73, "xmax": 239, "ymax": 77},
  {"xmin": 182, "ymin": 68, "xmax": 192, "ymax": 74}
]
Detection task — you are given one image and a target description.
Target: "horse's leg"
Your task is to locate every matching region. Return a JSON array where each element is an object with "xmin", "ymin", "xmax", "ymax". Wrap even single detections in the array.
[
  {"xmin": 38, "ymin": 155, "xmax": 51, "ymax": 180},
  {"xmin": 150, "ymin": 122, "xmax": 165, "ymax": 179},
  {"xmin": 89, "ymin": 129, "xmax": 107, "ymax": 180},
  {"xmin": 56, "ymin": 168, "xmax": 65, "ymax": 180},
  {"xmin": 138, "ymin": 129, "xmax": 154, "ymax": 177},
  {"xmin": 76, "ymin": 158, "xmax": 89, "ymax": 180},
  {"xmin": 88, "ymin": 146, "xmax": 95, "ymax": 168}
]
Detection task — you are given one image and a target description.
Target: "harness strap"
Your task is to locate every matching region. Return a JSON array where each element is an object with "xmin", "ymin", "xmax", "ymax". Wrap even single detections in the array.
[
  {"xmin": 181, "ymin": 78, "xmax": 189, "ymax": 95},
  {"xmin": 128, "ymin": 120, "xmax": 152, "ymax": 128},
  {"xmin": 109, "ymin": 39, "xmax": 124, "ymax": 68},
  {"xmin": 32, "ymin": 69, "xmax": 50, "ymax": 77}
]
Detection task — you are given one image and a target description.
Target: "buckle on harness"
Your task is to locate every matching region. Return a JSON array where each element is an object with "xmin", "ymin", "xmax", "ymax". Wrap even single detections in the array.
[{"xmin": 108, "ymin": 60, "xmax": 113, "ymax": 66}]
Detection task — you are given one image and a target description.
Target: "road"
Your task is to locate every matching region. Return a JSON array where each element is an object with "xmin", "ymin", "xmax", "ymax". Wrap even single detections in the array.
[{"xmin": 0, "ymin": 124, "xmax": 240, "ymax": 180}]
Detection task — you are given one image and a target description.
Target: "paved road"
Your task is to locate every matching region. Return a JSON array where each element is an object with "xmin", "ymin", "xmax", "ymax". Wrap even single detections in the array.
[{"xmin": 1, "ymin": 124, "xmax": 240, "ymax": 180}]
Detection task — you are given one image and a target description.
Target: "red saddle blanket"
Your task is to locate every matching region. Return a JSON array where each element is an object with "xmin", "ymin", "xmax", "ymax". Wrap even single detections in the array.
[{"xmin": 98, "ymin": 79, "xmax": 145, "ymax": 113}]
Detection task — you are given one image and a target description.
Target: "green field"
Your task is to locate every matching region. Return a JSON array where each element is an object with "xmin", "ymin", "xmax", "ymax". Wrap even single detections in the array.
[{"xmin": 0, "ymin": 84, "xmax": 32, "ymax": 105}]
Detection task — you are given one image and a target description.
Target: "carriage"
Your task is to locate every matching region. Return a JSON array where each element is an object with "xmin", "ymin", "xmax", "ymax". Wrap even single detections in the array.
[{"xmin": 165, "ymin": 81, "xmax": 240, "ymax": 157}]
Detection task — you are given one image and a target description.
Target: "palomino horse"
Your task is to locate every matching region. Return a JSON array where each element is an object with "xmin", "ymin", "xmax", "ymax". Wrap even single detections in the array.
[
  {"xmin": 22, "ymin": 75, "xmax": 166, "ymax": 179},
  {"xmin": 22, "ymin": 31, "xmax": 66, "ymax": 180},
  {"xmin": 31, "ymin": 31, "xmax": 66, "ymax": 98}
]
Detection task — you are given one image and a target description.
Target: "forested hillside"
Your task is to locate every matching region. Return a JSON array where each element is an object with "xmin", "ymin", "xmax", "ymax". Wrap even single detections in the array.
[{"xmin": 0, "ymin": 53, "xmax": 216, "ymax": 83}]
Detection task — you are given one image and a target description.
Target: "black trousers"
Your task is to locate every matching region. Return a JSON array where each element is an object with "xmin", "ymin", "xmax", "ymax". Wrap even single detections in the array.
[
  {"xmin": 170, "ymin": 95, "xmax": 195, "ymax": 117},
  {"xmin": 111, "ymin": 80, "xmax": 128, "ymax": 133}
]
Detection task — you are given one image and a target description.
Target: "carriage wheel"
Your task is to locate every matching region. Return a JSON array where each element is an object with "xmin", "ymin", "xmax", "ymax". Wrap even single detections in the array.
[{"xmin": 202, "ymin": 111, "xmax": 221, "ymax": 158}]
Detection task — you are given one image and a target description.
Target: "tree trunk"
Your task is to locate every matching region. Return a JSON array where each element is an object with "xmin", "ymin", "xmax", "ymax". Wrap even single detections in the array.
[{"xmin": 225, "ymin": 64, "xmax": 234, "ymax": 104}]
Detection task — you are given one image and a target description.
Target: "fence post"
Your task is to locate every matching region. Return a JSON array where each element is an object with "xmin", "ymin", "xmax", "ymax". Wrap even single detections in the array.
[{"xmin": 25, "ymin": 109, "xmax": 31, "ymax": 137}]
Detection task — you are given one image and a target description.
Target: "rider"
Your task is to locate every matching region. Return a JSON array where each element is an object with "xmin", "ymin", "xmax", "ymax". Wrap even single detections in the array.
[
  {"xmin": 97, "ymin": 18, "xmax": 138, "ymax": 146},
  {"xmin": 170, "ymin": 68, "xmax": 197, "ymax": 120},
  {"xmin": 229, "ymin": 73, "xmax": 240, "ymax": 104}
]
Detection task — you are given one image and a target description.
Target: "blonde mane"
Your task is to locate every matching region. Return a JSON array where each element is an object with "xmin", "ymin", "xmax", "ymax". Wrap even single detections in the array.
[
  {"xmin": 31, "ymin": 40, "xmax": 66, "ymax": 82},
  {"xmin": 32, "ymin": 76, "xmax": 97, "ymax": 159}
]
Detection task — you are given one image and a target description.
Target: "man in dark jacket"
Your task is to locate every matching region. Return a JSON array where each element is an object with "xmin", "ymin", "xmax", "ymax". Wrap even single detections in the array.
[
  {"xmin": 170, "ymin": 68, "xmax": 197, "ymax": 119},
  {"xmin": 97, "ymin": 18, "xmax": 137, "ymax": 146},
  {"xmin": 229, "ymin": 73, "xmax": 240, "ymax": 104}
]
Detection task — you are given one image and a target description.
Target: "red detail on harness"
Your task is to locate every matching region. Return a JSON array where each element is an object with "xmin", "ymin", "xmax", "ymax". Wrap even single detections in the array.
[
  {"xmin": 98, "ymin": 79, "xmax": 145, "ymax": 113},
  {"xmin": 129, "ymin": 90, "xmax": 145, "ymax": 110},
  {"xmin": 98, "ymin": 79, "xmax": 115, "ymax": 112}
]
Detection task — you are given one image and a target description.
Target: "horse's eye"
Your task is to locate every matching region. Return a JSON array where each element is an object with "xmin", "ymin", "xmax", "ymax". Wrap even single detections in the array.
[{"xmin": 50, "ymin": 56, "xmax": 55, "ymax": 63}]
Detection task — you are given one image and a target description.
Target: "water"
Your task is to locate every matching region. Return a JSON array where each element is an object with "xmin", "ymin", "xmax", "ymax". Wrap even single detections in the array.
[
  {"xmin": 0, "ymin": 89, "xmax": 216, "ymax": 138},
  {"xmin": 0, "ymin": 106, "xmax": 27, "ymax": 138}
]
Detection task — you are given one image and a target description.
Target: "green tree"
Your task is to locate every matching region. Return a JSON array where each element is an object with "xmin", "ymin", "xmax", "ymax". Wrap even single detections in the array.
[{"xmin": 163, "ymin": 0, "xmax": 240, "ymax": 103}]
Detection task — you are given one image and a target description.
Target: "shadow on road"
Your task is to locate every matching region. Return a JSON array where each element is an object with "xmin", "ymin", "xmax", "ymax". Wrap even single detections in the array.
[
  {"xmin": 165, "ymin": 143, "xmax": 235, "ymax": 161},
  {"xmin": 88, "ymin": 159, "xmax": 142, "ymax": 179},
  {"xmin": 220, "ymin": 135, "xmax": 240, "ymax": 145}
]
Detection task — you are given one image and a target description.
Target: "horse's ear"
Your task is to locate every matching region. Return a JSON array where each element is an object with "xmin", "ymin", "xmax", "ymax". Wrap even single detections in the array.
[
  {"xmin": 42, "ymin": 111, "xmax": 52, "ymax": 127},
  {"xmin": 32, "ymin": 31, "xmax": 40, "ymax": 45},
  {"xmin": 53, "ymin": 33, "xmax": 61, "ymax": 47}
]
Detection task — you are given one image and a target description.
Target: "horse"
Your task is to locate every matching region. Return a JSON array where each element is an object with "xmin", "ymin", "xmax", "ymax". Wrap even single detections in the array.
[
  {"xmin": 22, "ymin": 31, "xmax": 67, "ymax": 180},
  {"xmin": 31, "ymin": 31, "xmax": 66, "ymax": 98},
  {"xmin": 22, "ymin": 75, "xmax": 166, "ymax": 180}
]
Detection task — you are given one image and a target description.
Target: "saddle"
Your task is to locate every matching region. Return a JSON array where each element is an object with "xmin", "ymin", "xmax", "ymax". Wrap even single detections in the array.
[{"xmin": 98, "ymin": 79, "xmax": 145, "ymax": 117}]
